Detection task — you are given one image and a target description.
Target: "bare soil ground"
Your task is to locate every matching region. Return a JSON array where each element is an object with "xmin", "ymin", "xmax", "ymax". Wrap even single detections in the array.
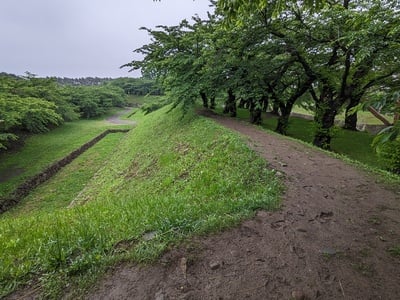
[
  {"xmin": 85, "ymin": 110, "xmax": 400, "ymax": 300},
  {"xmin": 106, "ymin": 108, "xmax": 136, "ymax": 125}
]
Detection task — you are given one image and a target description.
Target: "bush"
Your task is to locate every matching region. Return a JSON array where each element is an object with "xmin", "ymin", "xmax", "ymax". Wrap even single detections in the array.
[
  {"xmin": 0, "ymin": 95, "xmax": 63, "ymax": 133},
  {"xmin": 67, "ymin": 86, "xmax": 127, "ymax": 118},
  {"xmin": 376, "ymin": 139, "xmax": 400, "ymax": 174},
  {"xmin": 0, "ymin": 133, "xmax": 18, "ymax": 150}
]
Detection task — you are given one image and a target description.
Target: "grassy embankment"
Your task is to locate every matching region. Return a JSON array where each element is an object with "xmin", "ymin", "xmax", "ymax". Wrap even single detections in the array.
[
  {"xmin": 0, "ymin": 104, "xmax": 281, "ymax": 298},
  {"xmin": 0, "ymin": 108, "xmax": 132, "ymax": 200},
  {"xmin": 125, "ymin": 94, "xmax": 161, "ymax": 107}
]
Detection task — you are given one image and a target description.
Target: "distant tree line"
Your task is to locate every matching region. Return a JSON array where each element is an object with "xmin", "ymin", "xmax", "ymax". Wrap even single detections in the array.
[
  {"xmin": 108, "ymin": 77, "xmax": 163, "ymax": 96},
  {"xmin": 52, "ymin": 76, "xmax": 163, "ymax": 96},
  {"xmin": 54, "ymin": 77, "xmax": 112, "ymax": 86}
]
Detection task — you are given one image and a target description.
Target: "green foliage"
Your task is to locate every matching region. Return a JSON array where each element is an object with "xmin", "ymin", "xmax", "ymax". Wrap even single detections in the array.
[
  {"xmin": 0, "ymin": 133, "xmax": 18, "ymax": 150},
  {"xmin": 108, "ymin": 77, "xmax": 163, "ymax": 95},
  {"xmin": 0, "ymin": 106, "xmax": 281, "ymax": 297},
  {"xmin": 140, "ymin": 96, "xmax": 170, "ymax": 114},
  {"xmin": 372, "ymin": 118, "xmax": 400, "ymax": 173},
  {"xmin": 67, "ymin": 85, "xmax": 127, "ymax": 118},
  {"xmin": 5, "ymin": 132, "xmax": 126, "ymax": 216},
  {"xmin": 0, "ymin": 94, "xmax": 63, "ymax": 149},
  {"xmin": 0, "ymin": 113, "xmax": 132, "ymax": 199},
  {"xmin": 17, "ymin": 97, "xmax": 63, "ymax": 133},
  {"xmin": 0, "ymin": 74, "xmax": 128, "ymax": 150},
  {"xmin": 374, "ymin": 138, "xmax": 400, "ymax": 174},
  {"xmin": 217, "ymin": 0, "xmax": 326, "ymax": 19},
  {"xmin": 131, "ymin": 0, "xmax": 400, "ymax": 150}
]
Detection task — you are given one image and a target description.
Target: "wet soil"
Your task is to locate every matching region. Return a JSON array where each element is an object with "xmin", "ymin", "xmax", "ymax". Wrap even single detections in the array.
[
  {"xmin": 86, "ymin": 110, "xmax": 400, "ymax": 300},
  {"xmin": 106, "ymin": 108, "xmax": 136, "ymax": 125}
]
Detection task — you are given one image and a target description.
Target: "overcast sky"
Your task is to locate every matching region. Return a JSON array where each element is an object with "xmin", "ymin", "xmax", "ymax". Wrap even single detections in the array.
[{"xmin": 0, "ymin": 0, "xmax": 212, "ymax": 78}]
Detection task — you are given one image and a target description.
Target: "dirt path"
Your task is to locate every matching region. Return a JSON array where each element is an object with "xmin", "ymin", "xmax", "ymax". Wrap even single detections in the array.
[
  {"xmin": 106, "ymin": 108, "xmax": 136, "ymax": 125},
  {"xmin": 87, "ymin": 111, "xmax": 400, "ymax": 300}
]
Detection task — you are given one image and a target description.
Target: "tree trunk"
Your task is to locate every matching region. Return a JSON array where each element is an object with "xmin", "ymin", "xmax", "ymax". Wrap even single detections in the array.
[
  {"xmin": 200, "ymin": 92, "xmax": 208, "ymax": 108},
  {"xmin": 276, "ymin": 101, "xmax": 294, "ymax": 135},
  {"xmin": 223, "ymin": 89, "xmax": 237, "ymax": 117},
  {"xmin": 275, "ymin": 77, "xmax": 313, "ymax": 135},
  {"xmin": 261, "ymin": 95, "xmax": 269, "ymax": 112},
  {"xmin": 249, "ymin": 99, "xmax": 262, "ymax": 125},
  {"xmin": 343, "ymin": 97, "xmax": 359, "ymax": 130},
  {"xmin": 238, "ymin": 98, "xmax": 247, "ymax": 109},
  {"xmin": 313, "ymin": 95, "xmax": 337, "ymax": 150},
  {"xmin": 210, "ymin": 96, "xmax": 216, "ymax": 110},
  {"xmin": 271, "ymin": 101, "xmax": 280, "ymax": 116},
  {"xmin": 276, "ymin": 114, "xmax": 289, "ymax": 135},
  {"xmin": 394, "ymin": 100, "xmax": 400, "ymax": 124}
]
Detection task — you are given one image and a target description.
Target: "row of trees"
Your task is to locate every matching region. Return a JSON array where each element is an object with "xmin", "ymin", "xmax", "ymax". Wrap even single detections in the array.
[
  {"xmin": 108, "ymin": 77, "xmax": 163, "ymax": 96},
  {"xmin": 53, "ymin": 76, "xmax": 164, "ymax": 96},
  {"xmin": 0, "ymin": 73, "xmax": 127, "ymax": 150},
  {"xmin": 55, "ymin": 77, "xmax": 112, "ymax": 86},
  {"xmin": 128, "ymin": 0, "xmax": 400, "ymax": 152}
]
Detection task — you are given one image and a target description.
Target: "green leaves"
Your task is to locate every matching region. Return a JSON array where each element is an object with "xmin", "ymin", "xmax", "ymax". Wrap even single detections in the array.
[
  {"xmin": 132, "ymin": 0, "xmax": 400, "ymax": 154},
  {"xmin": 0, "ymin": 133, "xmax": 18, "ymax": 150},
  {"xmin": 0, "ymin": 74, "xmax": 130, "ymax": 150},
  {"xmin": 217, "ymin": 0, "xmax": 326, "ymax": 19},
  {"xmin": 0, "ymin": 94, "xmax": 63, "ymax": 148}
]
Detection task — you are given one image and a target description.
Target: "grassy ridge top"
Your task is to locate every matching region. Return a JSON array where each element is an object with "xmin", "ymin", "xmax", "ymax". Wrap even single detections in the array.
[{"xmin": 0, "ymin": 106, "xmax": 281, "ymax": 298}]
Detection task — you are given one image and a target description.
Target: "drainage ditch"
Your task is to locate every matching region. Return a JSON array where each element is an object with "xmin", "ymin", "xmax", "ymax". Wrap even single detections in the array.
[{"xmin": 0, "ymin": 129, "xmax": 130, "ymax": 214}]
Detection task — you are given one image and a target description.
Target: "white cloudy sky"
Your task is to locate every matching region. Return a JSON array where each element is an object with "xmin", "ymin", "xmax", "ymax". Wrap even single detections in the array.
[{"xmin": 0, "ymin": 0, "xmax": 212, "ymax": 78}]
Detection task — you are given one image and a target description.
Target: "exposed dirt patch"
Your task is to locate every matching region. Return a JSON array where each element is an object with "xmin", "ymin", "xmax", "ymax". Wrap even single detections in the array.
[
  {"xmin": 106, "ymin": 108, "xmax": 137, "ymax": 125},
  {"xmin": 124, "ymin": 158, "xmax": 158, "ymax": 180},
  {"xmin": 83, "ymin": 110, "xmax": 400, "ymax": 300}
]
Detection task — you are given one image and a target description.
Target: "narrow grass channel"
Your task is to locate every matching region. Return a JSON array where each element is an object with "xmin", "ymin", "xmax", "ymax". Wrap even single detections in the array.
[
  {"xmin": 2, "ymin": 132, "xmax": 126, "ymax": 217},
  {"xmin": 0, "ymin": 110, "xmax": 132, "ymax": 199}
]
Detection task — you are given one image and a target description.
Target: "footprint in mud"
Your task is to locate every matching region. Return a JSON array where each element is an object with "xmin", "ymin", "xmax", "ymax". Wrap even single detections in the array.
[{"xmin": 270, "ymin": 220, "xmax": 287, "ymax": 230}]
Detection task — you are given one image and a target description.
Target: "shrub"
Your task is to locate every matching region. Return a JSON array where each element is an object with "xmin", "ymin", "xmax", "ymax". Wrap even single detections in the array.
[
  {"xmin": 376, "ymin": 139, "xmax": 400, "ymax": 174},
  {"xmin": 0, "ymin": 95, "xmax": 63, "ymax": 132},
  {"xmin": 68, "ymin": 86, "xmax": 127, "ymax": 118}
]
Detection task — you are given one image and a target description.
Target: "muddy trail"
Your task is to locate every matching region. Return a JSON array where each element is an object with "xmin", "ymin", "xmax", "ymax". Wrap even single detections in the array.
[{"xmin": 82, "ymin": 110, "xmax": 400, "ymax": 300}]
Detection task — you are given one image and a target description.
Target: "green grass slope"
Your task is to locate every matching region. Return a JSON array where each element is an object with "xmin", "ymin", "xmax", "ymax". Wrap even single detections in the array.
[
  {"xmin": 0, "ymin": 109, "xmax": 132, "ymax": 199},
  {"xmin": 3, "ymin": 132, "xmax": 126, "ymax": 217},
  {"xmin": 0, "ymin": 106, "xmax": 281, "ymax": 298}
]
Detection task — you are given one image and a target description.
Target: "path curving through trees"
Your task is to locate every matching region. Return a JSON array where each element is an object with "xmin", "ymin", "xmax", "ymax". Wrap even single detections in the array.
[{"xmin": 86, "ymin": 110, "xmax": 400, "ymax": 300}]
